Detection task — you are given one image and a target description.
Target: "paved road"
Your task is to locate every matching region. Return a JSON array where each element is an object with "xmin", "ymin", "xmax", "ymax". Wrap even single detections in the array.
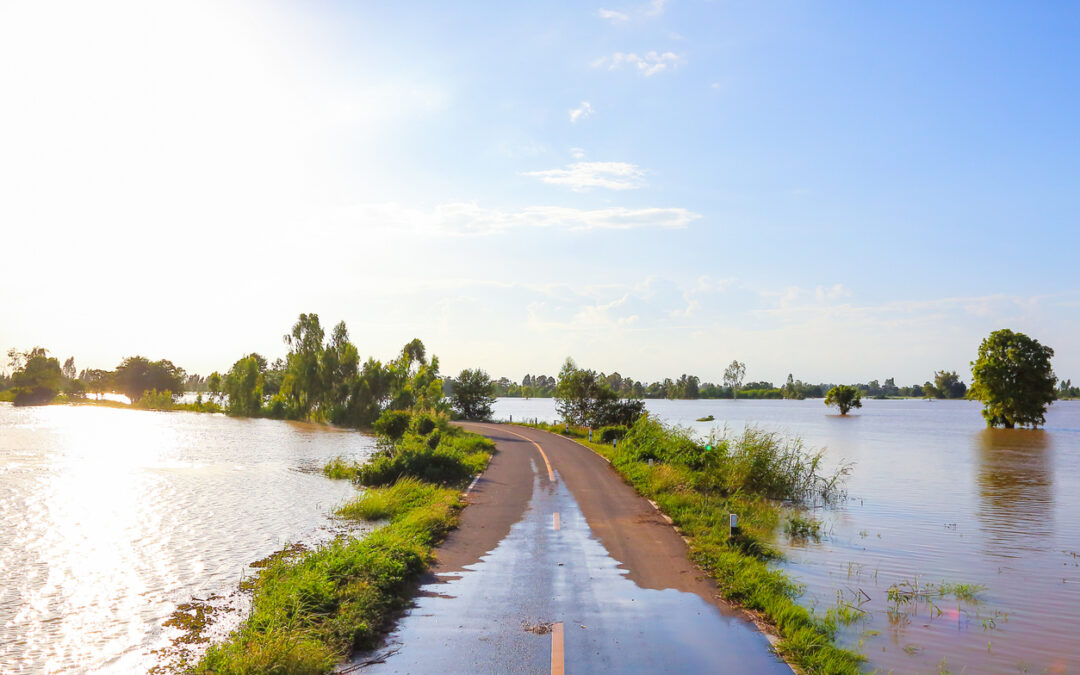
[{"xmin": 346, "ymin": 423, "xmax": 790, "ymax": 674}]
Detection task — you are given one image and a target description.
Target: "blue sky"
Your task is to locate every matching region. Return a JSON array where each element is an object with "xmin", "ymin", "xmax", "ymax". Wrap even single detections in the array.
[{"xmin": 1, "ymin": 1, "xmax": 1078, "ymax": 385}]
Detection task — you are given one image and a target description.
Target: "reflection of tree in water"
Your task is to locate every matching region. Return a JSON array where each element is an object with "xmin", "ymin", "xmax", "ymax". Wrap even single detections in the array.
[{"xmin": 975, "ymin": 429, "xmax": 1053, "ymax": 557}]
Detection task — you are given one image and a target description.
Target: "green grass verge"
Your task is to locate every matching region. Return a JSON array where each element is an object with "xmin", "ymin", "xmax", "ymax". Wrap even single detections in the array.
[
  {"xmin": 526, "ymin": 417, "xmax": 863, "ymax": 675},
  {"xmin": 193, "ymin": 419, "xmax": 495, "ymax": 674}
]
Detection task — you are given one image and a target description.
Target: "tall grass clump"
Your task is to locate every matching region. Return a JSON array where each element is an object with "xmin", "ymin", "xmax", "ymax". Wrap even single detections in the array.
[
  {"xmin": 197, "ymin": 412, "xmax": 494, "ymax": 673},
  {"xmin": 540, "ymin": 414, "xmax": 861, "ymax": 674}
]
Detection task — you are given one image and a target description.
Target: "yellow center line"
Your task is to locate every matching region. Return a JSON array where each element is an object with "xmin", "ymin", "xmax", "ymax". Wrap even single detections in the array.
[
  {"xmin": 553, "ymin": 512, "xmax": 561, "ymax": 531},
  {"xmin": 550, "ymin": 622, "xmax": 565, "ymax": 675},
  {"xmin": 493, "ymin": 425, "xmax": 555, "ymax": 482}
]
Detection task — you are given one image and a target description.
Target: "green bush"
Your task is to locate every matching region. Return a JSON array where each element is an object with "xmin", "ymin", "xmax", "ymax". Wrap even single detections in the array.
[
  {"xmin": 133, "ymin": 389, "xmax": 174, "ymax": 411},
  {"xmin": 598, "ymin": 425, "xmax": 629, "ymax": 443},
  {"xmin": 414, "ymin": 414, "xmax": 437, "ymax": 436},
  {"xmin": 373, "ymin": 410, "xmax": 412, "ymax": 440},
  {"xmin": 356, "ymin": 432, "xmax": 493, "ymax": 487},
  {"xmin": 266, "ymin": 394, "xmax": 287, "ymax": 419}
]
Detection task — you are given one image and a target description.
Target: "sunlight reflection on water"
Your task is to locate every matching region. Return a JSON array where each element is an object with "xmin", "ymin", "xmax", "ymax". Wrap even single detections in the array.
[{"xmin": 0, "ymin": 404, "xmax": 374, "ymax": 673}]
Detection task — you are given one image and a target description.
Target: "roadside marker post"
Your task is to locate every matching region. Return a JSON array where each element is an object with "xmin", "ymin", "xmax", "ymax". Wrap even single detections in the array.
[{"xmin": 729, "ymin": 513, "xmax": 740, "ymax": 539}]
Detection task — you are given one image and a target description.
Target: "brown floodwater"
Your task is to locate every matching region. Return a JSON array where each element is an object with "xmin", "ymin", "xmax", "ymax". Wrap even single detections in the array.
[
  {"xmin": 0, "ymin": 403, "xmax": 375, "ymax": 673},
  {"xmin": 494, "ymin": 397, "xmax": 1080, "ymax": 673}
]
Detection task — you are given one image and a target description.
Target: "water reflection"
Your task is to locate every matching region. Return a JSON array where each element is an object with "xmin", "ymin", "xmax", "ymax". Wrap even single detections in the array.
[
  {"xmin": 0, "ymin": 404, "xmax": 373, "ymax": 673},
  {"xmin": 975, "ymin": 428, "xmax": 1053, "ymax": 557}
]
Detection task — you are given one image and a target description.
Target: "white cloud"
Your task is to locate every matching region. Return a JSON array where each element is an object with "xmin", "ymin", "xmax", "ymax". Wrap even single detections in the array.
[
  {"xmin": 596, "ymin": 0, "xmax": 669, "ymax": 24},
  {"xmin": 597, "ymin": 8, "xmax": 629, "ymax": 23},
  {"xmin": 570, "ymin": 147, "xmax": 586, "ymax": 159},
  {"xmin": 569, "ymin": 100, "xmax": 594, "ymax": 123},
  {"xmin": 592, "ymin": 51, "xmax": 683, "ymax": 77},
  {"xmin": 341, "ymin": 202, "xmax": 701, "ymax": 236},
  {"xmin": 523, "ymin": 161, "xmax": 646, "ymax": 191}
]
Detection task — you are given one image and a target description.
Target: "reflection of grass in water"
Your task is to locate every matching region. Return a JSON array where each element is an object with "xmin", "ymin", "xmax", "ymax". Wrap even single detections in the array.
[{"xmin": 785, "ymin": 513, "xmax": 823, "ymax": 540}]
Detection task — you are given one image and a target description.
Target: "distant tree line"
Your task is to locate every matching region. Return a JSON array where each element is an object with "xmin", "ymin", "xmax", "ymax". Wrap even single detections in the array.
[
  {"xmin": 484, "ymin": 368, "xmax": 979, "ymax": 401},
  {"xmin": 0, "ymin": 314, "xmax": 494, "ymax": 425}
]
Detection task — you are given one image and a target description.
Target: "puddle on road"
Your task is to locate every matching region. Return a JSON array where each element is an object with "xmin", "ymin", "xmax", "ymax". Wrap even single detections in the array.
[{"xmin": 349, "ymin": 471, "xmax": 789, "ymax": 674}]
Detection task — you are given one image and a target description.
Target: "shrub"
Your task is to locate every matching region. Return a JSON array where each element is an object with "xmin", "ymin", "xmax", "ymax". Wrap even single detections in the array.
[
  {"xmin": 356, "ymin": 433, "xmax": 493, "ymax": 487},
  {"xmin": 414, "ymin": 414, "xmax": 437, "ymax": 436},
  {"xmin": 133, "ymin": 389, "xmax": 174, "ymax": 411},
  {"xmin": 373, "ymin": 410, "xmax": 412, "ymax": 440},
  {"xmin": 598, "ymin": 425, "xmax": 628, "ymax": 443}
]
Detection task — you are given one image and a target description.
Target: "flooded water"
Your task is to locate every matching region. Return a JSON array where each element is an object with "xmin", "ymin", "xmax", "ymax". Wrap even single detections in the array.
[
  {"xmin": 0, "ymin": 403, "xmax": 375, "ymax": 673},
  {"xmin": 493, "ymin": 397, "xmax": 1080, "ymax": 673}
]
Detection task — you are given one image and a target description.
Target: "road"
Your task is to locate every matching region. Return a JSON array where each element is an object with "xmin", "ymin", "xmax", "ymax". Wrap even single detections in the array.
[{"xmin": 345, "ymin": 423, "xmax": 791, "ymax": 674}]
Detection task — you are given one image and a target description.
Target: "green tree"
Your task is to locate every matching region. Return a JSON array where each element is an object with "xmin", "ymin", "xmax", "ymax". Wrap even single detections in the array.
[
  {"xmin": 206, "ymin": 371, "xmax": 223, "ymax": 404},
  {"xmin": 114, "ymin": 356, "xmax": 185, "ymax": 402},
  {"xmin": 281, "ymin": 313, "xmax": 325, "ymax": 418},
  {"xmin": 11, "ymin": 347, "xmax": 64, "ymax": 406},
  {"xmin": 224, "ymin": 355, "xmax": 263, "ymax": 416},
  {"xmin": 825, "ymin": 385, "xmax": 862, "ymax": 415},
  {"xmin": 932, "ymin": 370, "xmax": 968, "ymax": 399},
  {"xmin": 969, "ymin": 329, "xmax": 1057, "ymax": 429},
  {"xmin": 451, "ymin": 368, "xmax": 496, "ymax": 420},
  {"xmin": 322, "ymin": 321, "xmax": 360, "ymax": 421},
  {"xmin": 555, "ymin": 358, "xmax": 617, "ymax": 426},
  {"xmin": 723, "ymin": 360, "xmax": 746, "ymax": 399}
]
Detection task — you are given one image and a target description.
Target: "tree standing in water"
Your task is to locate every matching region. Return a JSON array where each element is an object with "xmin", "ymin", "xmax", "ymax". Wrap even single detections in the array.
[
  {"xmin": 969, "ymin": 329, "xmax": 1056, "ymax": 428},
  {"xmin": 825, "ymin": 385, "xmax": 862, "ymax": 415}
]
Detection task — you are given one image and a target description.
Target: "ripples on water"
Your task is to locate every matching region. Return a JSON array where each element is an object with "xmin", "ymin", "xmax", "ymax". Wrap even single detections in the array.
[
  {"xmin": 493, "ymin": 397, "xmax": 1080, "ymax": 673},
  {"xmin": 0, "ymin": 404, "xmax": 374, "ymax": 673}
]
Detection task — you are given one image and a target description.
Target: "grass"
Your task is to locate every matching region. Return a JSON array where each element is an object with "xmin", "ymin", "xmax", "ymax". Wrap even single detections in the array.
[
  {"xmin": 192, "ymin": 419, "xmax": 495, "ymax": 674},
  {"xmin": 526, "ymin": 416, "xmax": 862, "ymax": 675},
  {"xmin": 785, "ymin": 513, "xmax": 824, "ymax": 540}
]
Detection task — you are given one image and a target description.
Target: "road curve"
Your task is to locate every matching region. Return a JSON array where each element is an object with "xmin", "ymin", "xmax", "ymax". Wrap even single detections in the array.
[{"xmin": 345, "ymin": 423, "xmax": 790, "ymax": 674}]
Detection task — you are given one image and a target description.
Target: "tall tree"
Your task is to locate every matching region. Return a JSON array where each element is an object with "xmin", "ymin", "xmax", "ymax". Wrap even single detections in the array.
[
  {"xmin": 282, "ymin": 313, "xmax": 325, "ymax": 418},
  {"xmin": 723, "ymin": 360, "xmax": 746, "ymax": 399},
  {"xmin": 969, "ymin": 329, "xmax": 1056, "ymax": 428},
  {"xmin": 224, "ymin": 355, "xmax": 264, "ymax": 416}
]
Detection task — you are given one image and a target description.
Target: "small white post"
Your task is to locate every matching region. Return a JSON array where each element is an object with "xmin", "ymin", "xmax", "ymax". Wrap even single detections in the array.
[{"xmin": 729, "ymin": 513, "xmax": 739, "ymax": 538}]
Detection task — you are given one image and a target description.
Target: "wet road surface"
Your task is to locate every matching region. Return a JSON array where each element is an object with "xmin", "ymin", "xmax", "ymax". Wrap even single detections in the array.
[{"xmin": 345, "ymin": 424, "xmax": 790, "ymax": 674}]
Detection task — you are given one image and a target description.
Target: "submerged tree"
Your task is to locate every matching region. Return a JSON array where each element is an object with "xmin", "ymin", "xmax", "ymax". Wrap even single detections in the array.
[
  {"xmin": 969, "ymin": 329, "xmax": 1056, "ymax": 429},
  {"xmin": 825, "ymin": 385, "xmax": 862, "ymax": 415},
  {"xmin": 451, "ymin": 368, "xmax": 496, "ymax": 420}
]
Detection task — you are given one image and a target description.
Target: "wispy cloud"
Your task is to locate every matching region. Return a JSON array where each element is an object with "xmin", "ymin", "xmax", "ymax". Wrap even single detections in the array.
[
  {"xmin": 596, "ymin": 8, "xmax": 629, "ymax": 23},
  {"xmin": 523, "ymin": 161, "xmax": 646, "ymax": 191},
  {"xmin": 569, "ymin": 101, "xmax": 594, "ymax": 123},
  {"xmin": 645, "ymin": 0, "xmax": 670, "ymax": 17},
  {"xmin": 570, "ymin": 147, "xmax": 586, "ymax": 159},
  {"xmin": 342, "ymin": 202, "xmax": 701, "ymax": 236},
  {"xmin": 596, "ymin": 0, "xmax": 669, "ymax": 24},
  {"xmin": 592, "ymin": 51, "xmax": 683, "ymax": 77}
]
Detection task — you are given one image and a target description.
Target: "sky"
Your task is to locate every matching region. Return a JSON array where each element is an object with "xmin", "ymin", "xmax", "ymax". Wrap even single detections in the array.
[{"xmin": 2, "ymin": 0, "xmax": 1079, "ymax": 386}]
